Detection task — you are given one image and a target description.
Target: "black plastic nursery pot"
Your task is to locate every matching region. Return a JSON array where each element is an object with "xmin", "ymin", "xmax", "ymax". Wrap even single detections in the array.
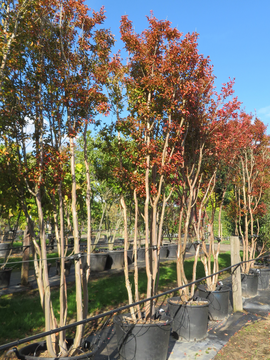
[
  {"xmin": 105, "ymin": 250, "xmax": 124, "ymax": 270},
  {"xmin": 167, "ymin": 244, "xmax": 178, "ymax": 259},
  {"xmin": 241, "ymin": 272, "xmax": 258, "ymax": 297},
  {"xmin": 126, "ymin": 249, "xmax": 133, "ymax": 264},
  {"xmin": 90, "ymin": 252, "xmax": 108, "ymax": 272},
  {"xmin": 198, "ymin": 284, "xmax": 231, "ymax": 320},
  {"xmin": 55, "ymin": 259, "xmax": 72, "ymax": 276},
  {"xmin": 15, "ymin": 339, "xmax": 95, "ymax": 360},
  {"xmin": 185, "ymin": 242, "xmax": 195, "ymax": 254},
  {"xmin": 167, "ymin": 296, "xmax": 209, "ymax": 342},
  {"xmin": 0, "ymin": 267, "xmax": 12, "ymax": 288},
  {"xmin": 136, "ymin": 247, "xmax": 145, "ymax": 261},
  {"xmin": 159, "ymin": 245, "xmax": 168, "ymax": 259},
  {"xmin": 0, "ymin": 242, "xmax": 11, "ymax": 257},
  {"xmin": 251, "ymin": 267, "xmax": 270, "ymax": 290},
  {"xmin": 113, "ymin": 314, "xmax": 172, "ymax": 360}
]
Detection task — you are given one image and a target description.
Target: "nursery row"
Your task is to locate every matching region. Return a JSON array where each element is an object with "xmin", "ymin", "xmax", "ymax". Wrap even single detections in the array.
[
  {"xmin": 0, "ymin": 243, "xmax": 189, "ymax": 288},
  {"xmin": 3, "ymin": 255, "xmax": 270, "ymax": 360}
]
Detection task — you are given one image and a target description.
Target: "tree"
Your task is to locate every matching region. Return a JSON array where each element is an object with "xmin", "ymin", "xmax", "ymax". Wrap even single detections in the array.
[
  {"xmin": 0, "ymin": 0, "xmax": 114, "ymax": 355},
  {"xmin": 117, "ymin": 13, "xmax": 221, "ymax": 318},
  {"xmin": 232, "ymin": 114, "xmax": 270, "ymax": 273}
]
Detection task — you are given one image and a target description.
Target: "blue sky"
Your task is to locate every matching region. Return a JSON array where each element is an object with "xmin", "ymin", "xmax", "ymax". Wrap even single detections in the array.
[{"xmin": 85, "ymin": 0, "xmax": 270, "ymax": 132}]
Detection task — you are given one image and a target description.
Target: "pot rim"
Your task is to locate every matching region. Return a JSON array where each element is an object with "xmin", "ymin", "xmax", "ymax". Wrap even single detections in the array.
[
  {"xmin": 90, "ymin": 251, "xmax": 108, "ymax": 256},
  {"xmin": 113, "ymin": 313, "xmax": 172, "ymax": 328},
  {"xmin": 0, "ymin": 267, "xmax": 12, "ymax": 272},
  {"xmin": 108, "ymin": 249, "xmax": 124, "ymax": 253},
  {"xmin": 241, "ymin": 272, "xmax": 259, "ymax": 277},
  {"xmin": 251, "ymin": 266, "xmax": 270, "ymax": 272},
  {"xmin": 198, "ymin": 284, "xmax": 231, "ymax": 293},
  {"xmin": 167, "ymin": 296, "xmax": 210, "ymax": 308}
]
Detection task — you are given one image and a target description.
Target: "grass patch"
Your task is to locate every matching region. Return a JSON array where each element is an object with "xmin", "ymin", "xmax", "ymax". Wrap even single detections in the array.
[{"xmin": 0, "ymin": 252, "xmax": 231, "ymax": 346}]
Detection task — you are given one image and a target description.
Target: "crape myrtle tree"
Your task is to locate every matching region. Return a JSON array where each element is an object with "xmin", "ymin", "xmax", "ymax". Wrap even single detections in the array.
[
  {"xmin": 191, "ymin": 102, "xmax": 243, "ymax": 293},
  {"xmin": 173, "ymin": 55, "xmax": 217, "ymax": 298},
  {"xmin": 171, "ymin": 53, "xmax": 241, "ymax": 294},
  {"xmin": 196, "ymin": 120, "xmax": 241, "ymax": 290},
  {"xmin": 1, "ymin": 0, "xmax": 114, "ymax": 356},
  {"xmin": 116, "ymin": 13, "xmax": 226, "ymax": 319},
  {"xmin": 232, "ymin": 114, "xmax": 270, "ymax": 274},
  {"xmin": 40, "ymin": 1, "xmax": 113, "ymax": 354}
]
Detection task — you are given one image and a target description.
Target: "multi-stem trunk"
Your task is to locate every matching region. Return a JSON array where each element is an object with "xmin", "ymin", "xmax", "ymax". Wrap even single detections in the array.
[
  {"xmin": 240, "ymin": 156, "xmax": 249, "ymax": 273},
  {"xmin": 36, "ymin": 190, "xmax": 57, "ymax": 356},
  {"xmin": 32, "ymin": 80, "xmax": 57, "ymax": 356}
]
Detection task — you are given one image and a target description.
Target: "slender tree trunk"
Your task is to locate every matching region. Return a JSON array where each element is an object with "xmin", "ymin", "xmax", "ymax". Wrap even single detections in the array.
[
  {"xmin": 190, "ymin": 244, "xmax": 201, "ymax": 296},
  {"xmin": 218, "ymin": 189, "xmax": 226, "ymax": 238},
  {"xmin": 133, "ymin": 189, "xmax": 142, "ymax": 319},
  {"xmin": 144, "ymin": 151, "xmax": 152, "ymax": 319},
  {"xmin": 83, "ymin": 125, "xmax": 91, "ymax": 319},
  {"xmin": 70, "ymin": 136, "xmax": 84, "ymax": 350},
  {"xmin": 154, "ymin": 192, "xmax": 169, "ymax": 294},
  {"xmin": 120, "ymin": 195, "xmax": 136, "ymax": 321},
  {"xmin": 64, "ymin": 200, "xmax": 72, "ymax": 233},
  {"xmin": 51, "ymin": 194, "xmax": 61, "ymax": 255},
  {"xmin": 21, "ymin": 226, "xmax": 30, "ymax": 286},
  {"xmin": 58, "ymin": 182, "xmax": 68, "ymax": 354}
]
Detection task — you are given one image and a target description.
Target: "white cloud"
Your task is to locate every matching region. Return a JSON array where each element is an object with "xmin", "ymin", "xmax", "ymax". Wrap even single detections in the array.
[{"xmin": 258, "ymin": 106, "xmax": 270, "ymax": 119}]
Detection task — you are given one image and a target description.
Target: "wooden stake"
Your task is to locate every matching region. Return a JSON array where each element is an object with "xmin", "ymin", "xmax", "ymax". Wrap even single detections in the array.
[{"xmin": 230, "ymin": 236, "xmax": 243, "ymax": 312}]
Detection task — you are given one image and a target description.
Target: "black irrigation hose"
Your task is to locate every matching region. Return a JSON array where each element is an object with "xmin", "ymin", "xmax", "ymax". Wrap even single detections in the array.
[{"xmin": 1, "ymin": 253, "xmax": 269, "ymax": 352}]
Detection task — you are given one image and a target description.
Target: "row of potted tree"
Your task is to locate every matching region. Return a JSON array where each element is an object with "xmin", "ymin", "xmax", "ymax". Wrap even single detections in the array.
[{"xmin": 1, "ymin": 0, "xmax": 270, "ymax": 358}]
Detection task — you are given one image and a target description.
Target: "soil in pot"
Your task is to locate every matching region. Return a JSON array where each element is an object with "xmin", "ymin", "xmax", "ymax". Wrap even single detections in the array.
[
  {"xmin": 55, "ymin": 260, "xmax": 72, "ymax": 276},
  {"xmin": 198, "ymin": 284, "xmax": 231, "ymax": 320},
  {"xmin": 0, "ymin": 267, "xmax": 12, "ymax": 288},
  {"xmin": 241, "ymin": 272, "xmax": 258, "ymax": 297},
  {"xmin": 167, "ymin": 296, "xmax": 209, "ymax": 342},
  {"xmin": 114, "ymin": 313, "xmax": 172, "ymax": 360}
]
